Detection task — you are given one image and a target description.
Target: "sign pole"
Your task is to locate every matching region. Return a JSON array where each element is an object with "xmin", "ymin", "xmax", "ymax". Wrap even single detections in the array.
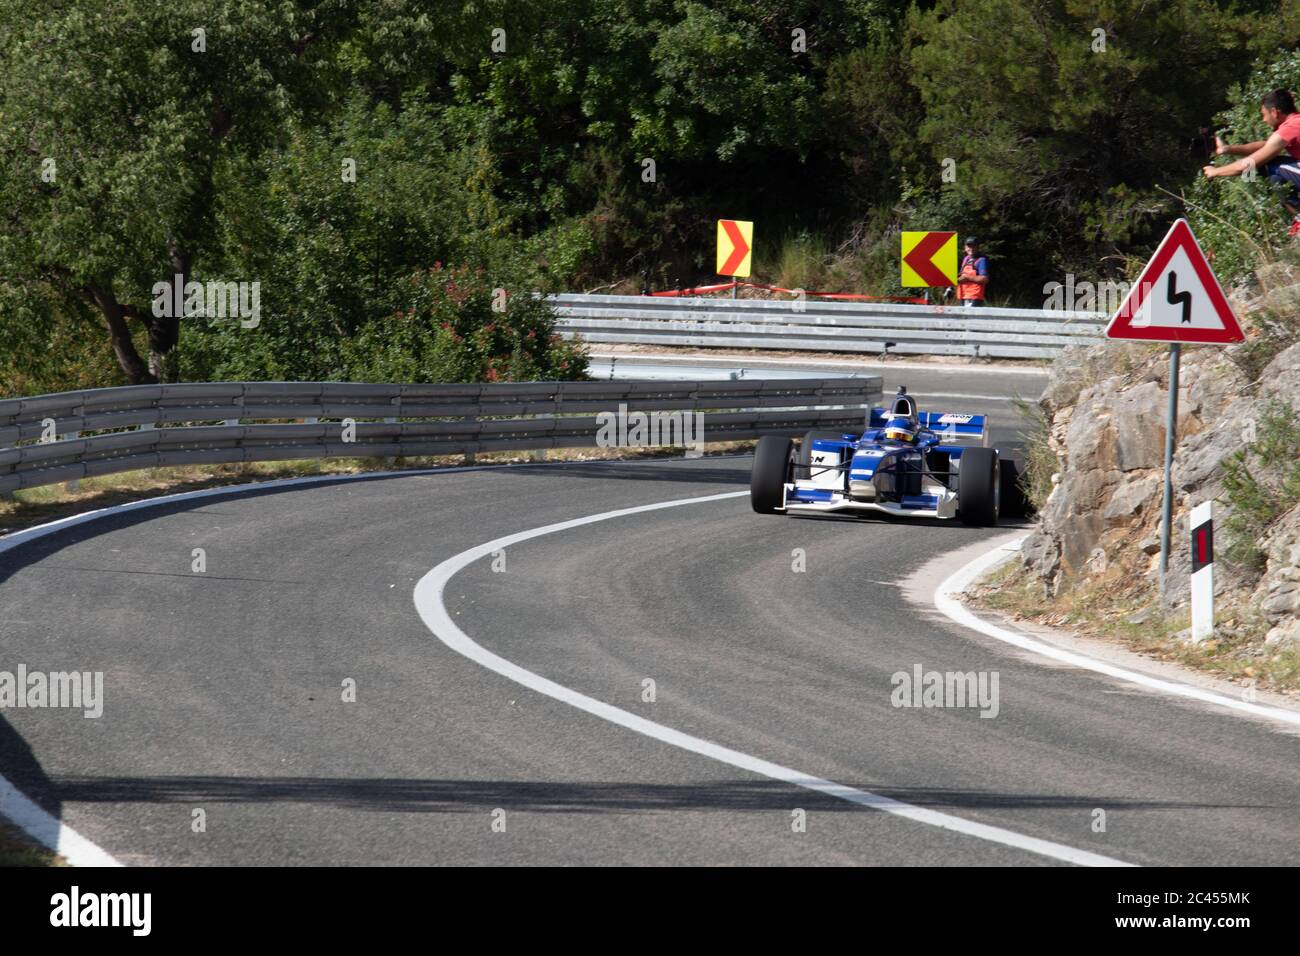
[{"xmin": 1158, "ymin": 342, "xmax": 1181, "ymax": 601}]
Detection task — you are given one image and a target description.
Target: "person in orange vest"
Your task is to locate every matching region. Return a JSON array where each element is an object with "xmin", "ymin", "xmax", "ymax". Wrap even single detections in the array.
[{"xmin": 956, "ymin": 237, "xmax": 989, "ymax": 307}]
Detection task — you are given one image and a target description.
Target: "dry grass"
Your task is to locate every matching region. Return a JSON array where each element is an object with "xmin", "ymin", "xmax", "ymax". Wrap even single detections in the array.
[
  {"xmin": 0, "ymin": 820, "xmax": 63, "ymax": 867},
  {"xmin": 972, "ymin": 561, "xmax": 1300, "ymax": 694},
  {"xmin": 774, "ymin": 231, "xmax": 833, "ymax": 291},
  {"xmin": 1008, "ymin": 397, "xmax": 1056, "ymax": 512}
]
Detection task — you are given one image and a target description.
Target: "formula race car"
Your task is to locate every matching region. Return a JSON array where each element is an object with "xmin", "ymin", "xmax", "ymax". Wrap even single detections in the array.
[{"xmin": 750, "ymin": 387, "xmax": 1024, "ymax": 526}]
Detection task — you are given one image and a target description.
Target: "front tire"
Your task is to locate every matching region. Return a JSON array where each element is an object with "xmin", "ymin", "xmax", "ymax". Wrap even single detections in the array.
[
  {"xmin": 751, "ymin": 435, "xmax": 794, "ymax": 514},
  {"xmin": 958, "ymin": 447, "xmax": 1000, "ymax": 526}
]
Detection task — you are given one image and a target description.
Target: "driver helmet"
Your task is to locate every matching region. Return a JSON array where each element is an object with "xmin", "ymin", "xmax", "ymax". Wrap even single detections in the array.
[{"xmin": 882, "ymin": 416, "xmax": 916, "ymax": 443}]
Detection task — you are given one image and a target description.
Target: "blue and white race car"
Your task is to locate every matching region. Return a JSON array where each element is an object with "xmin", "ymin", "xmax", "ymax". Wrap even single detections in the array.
[{"xmin": 750, "ymin": 387, "xmax": 1024, "ymax": 526}]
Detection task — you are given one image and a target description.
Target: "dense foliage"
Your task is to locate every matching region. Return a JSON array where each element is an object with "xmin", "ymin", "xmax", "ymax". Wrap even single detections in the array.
[{"xmin": 2, "ymin": 0, "xmax": 1298, "ymax": 394}]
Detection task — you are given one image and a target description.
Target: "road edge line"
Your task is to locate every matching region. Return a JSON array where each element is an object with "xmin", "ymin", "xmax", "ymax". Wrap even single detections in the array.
[{"xmin": 934, "ymin": 536, "xmax": 1300, "ymax": 728}]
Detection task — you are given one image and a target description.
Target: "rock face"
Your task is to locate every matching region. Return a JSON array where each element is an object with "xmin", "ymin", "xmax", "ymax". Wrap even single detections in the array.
[
  {"xmin": 1256, "ymin": 503, "xmax": 1300, "ymax": 650},
  {"xmin": 1021, "ymin": 325, "xmax": 1300, "ymax": 614}
]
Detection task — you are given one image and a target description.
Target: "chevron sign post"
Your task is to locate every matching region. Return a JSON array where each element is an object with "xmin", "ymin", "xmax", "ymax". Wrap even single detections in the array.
[{"xmin": 1105, "ymin": 219, "xmax": 1243, "ymax": 600}]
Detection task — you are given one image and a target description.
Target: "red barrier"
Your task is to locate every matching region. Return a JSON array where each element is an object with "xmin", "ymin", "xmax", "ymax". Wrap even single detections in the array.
[
  {"xmin": 646, "ymin": 280, "xmax": 924, "ymax": 304},
  {"xmin": 648, "ymin": 282, "xmax": 740, "ymax": 297}
]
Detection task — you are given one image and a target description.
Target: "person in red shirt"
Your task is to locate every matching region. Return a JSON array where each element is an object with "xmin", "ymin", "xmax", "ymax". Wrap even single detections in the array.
[{"xmin": 1203, "ymin": 89, "xmax": 1300, "ymax": 236}]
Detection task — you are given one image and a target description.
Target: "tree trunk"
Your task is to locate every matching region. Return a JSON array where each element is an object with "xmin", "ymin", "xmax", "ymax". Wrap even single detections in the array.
[
  {"xmin": 86, "ymin": 283, "xmax": 155, "ymax": 385},
  {"xmin": 147, "ymin": 320, "xmax": 179, "ymax": 382},
  {"xmin": 149, "ymin": 246, "xmax": 189, "ymax": 383}
]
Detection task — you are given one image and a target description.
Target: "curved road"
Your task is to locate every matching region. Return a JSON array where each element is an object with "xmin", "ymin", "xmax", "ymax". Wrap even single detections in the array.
[{"xmin": 1, "ymin": 456, "xmax": 1298, "ymax": 865}]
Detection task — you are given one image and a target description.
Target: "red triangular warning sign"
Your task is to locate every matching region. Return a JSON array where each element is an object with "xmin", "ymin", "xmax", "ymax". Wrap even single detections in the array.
[{"xmin": 1105, "ymin": 218, "xmax": 1244, "ymax": 344}]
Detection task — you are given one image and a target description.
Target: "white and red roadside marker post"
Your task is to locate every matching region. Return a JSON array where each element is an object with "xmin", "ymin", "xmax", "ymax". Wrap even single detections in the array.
[{"xmin": 1190, "ymin": 501, "xmax": 1214, "ymax": 640}]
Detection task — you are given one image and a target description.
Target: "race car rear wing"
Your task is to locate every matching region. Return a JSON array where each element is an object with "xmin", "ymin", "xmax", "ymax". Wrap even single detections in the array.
[{"xmin": 868, "ymin": 409, "xmax": 988, "ymax": 445}]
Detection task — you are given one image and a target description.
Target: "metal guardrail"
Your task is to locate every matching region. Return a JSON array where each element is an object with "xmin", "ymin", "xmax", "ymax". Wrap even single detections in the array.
[
  {"xmin": 0, "ymin": 378, "xmax": 882, "ymax": 493},
  {"xmin": 549, "ymin": 293, "xmax": 1106, "ymax": 359}
]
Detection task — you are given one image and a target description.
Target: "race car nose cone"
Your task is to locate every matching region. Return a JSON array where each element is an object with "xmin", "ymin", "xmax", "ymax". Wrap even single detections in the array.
[{"xmin": 849, "ymin": 480, "xmax": 877, "ymax": 499}]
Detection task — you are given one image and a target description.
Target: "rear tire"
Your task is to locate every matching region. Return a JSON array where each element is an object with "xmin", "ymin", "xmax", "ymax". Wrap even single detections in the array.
[
  {"xmin": 958, "ymin": 447, "xmax": 1000, "ymax": 526},
  {"xmin": 998, "ymin": 457, "xmax": 1027, "ymax": 518},
  {"xmin": 751, "ymin": 435, "xmax": 794, "ymax": 514}
]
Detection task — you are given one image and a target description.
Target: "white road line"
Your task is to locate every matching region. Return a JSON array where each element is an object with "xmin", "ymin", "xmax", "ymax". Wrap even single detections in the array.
[
  {"xmin": 412, "ymin": 490, "xmax": 1134, "ymax": 867},
  {"xmin": 936, "ymin": 537, "xmax": 1300, "ymax": 729},
  {"xmin": 923, "ymin": 392, "xmax": 1019, "ymax": 402}
]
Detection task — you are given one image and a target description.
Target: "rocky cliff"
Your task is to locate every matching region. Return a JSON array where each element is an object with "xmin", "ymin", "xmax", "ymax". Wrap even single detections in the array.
[{"xmin": 1019, "ymin": 266, "xmax": 1300, "ymax": 652}]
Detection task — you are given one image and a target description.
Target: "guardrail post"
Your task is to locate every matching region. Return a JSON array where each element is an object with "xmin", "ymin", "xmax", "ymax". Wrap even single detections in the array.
[
  {"xmin": 528, "ymin": 414, "xmax": 548, "ymax": 461},
  {"xmin": 384, "ymin": 417, "xmax": 397, "ymax": 468},
  {"xmin": 304, "ymin": 417, "xmax": 321, "ymax": 471},
  {"xmin": 462, "ymin": 416, "xmax": 476, "ymax": 465},
  {"xmin": 64, "ymin": 430, "xmax": 80, "ymax": 493}
]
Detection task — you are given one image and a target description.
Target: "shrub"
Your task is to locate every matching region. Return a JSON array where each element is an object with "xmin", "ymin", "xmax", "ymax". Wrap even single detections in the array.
[
  {"xmin": 1221, "ymin": 400, "xmax": 1300, "ymax": 572},
  {"xmin": 340, "ymin": 263, "xmax": 587, "ymax": 384},
  {"xmin": 774, "ymin": 231, "xmax": 832, "ymax": 292},
  {"xmin": 1012, "ymin": 396, "xmax": 1057, "ymax": 512}
]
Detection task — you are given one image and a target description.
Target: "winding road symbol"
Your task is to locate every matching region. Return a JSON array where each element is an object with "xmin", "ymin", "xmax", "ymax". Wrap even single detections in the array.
[{"xmin": 1165, "ymin": 270, "xmax": 1192, "ymax": 324}]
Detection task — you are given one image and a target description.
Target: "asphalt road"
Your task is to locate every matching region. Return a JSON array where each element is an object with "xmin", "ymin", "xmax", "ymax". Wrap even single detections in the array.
[{"xmin": 1, "ymin": 453, "xmax": 1297, "ymax": 865}]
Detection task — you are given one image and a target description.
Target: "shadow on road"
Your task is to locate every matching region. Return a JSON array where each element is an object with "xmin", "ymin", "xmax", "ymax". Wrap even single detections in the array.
[{"xmin": 0, "ymin": 715, "xmax": 63, "ymax": 847}]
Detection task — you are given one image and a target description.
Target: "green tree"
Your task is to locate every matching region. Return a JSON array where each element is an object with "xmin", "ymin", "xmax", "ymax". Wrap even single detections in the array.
[
  {"xmin": 183, "ymin": 90, "xmax": 592, "ymax": 383},
  {"xmin": 0, "ymin": 0, "xmax": 350, "ymax": 383},
  {"xmin": 906, "ymin": 0, "xmax": 1263, "ymax": 297}
]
